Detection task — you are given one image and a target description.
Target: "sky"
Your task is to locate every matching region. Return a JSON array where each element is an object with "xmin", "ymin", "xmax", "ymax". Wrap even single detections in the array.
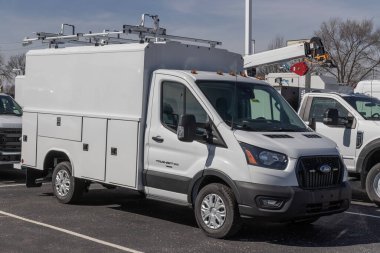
[{"xmin": 0, "ymin": 0, "xmax": 380, "ymax": 60}]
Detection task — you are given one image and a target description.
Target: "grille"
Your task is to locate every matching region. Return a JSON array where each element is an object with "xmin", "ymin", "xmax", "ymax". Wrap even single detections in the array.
[
  {"xmin": 296, "ymin": 156, "xmax": 343, "ymax": 189},
  {"xmin": 0, "ymin": 128, "xmax": 22, "ymax": 152},
  {"xmin": 306, "ymin": 200, "xmax": 344, "ymax": 213}
]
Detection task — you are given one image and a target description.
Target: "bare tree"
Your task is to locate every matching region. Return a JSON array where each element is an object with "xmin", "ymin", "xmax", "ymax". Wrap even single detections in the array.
[
  {"xmin": 256, "ymin": 35, "xmax": 288, "ymax": 76},
  {"xmin": 6, "ymin": 54, "xmax": 26, "ymax": 79},
  {"xmin": 315, "ymin": 18, "xmax": 380, "ymax": 86}
]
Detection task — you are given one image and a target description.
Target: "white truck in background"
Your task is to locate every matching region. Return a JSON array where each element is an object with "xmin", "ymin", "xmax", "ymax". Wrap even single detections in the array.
[
  {"xmin": 299, "ymin": 92, "xmax": 380, "ymax": 206},
  {"xmin": 17, "ymin": 15, "xmax": 350, "ymax": 238},
  {"xmin": 355, "ymin": 80, "xmax": 380, "ymax": 100},
  {"xmin": 0, "ymin": 94, "xmax": 22, "ymax": 168}
]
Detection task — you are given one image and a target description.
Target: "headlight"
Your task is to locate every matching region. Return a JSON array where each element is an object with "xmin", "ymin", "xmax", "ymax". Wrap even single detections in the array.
[{"xmin": 240, "ymin": 143, "xmax": 288, "ymax": 170}]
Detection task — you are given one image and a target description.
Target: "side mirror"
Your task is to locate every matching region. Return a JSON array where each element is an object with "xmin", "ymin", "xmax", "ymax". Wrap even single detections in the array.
[
  {"xmin": 177, "ymin": 114, "xmax": 196, "ymax": 142},
  {"xmin": 323, "ymin": 108, "xmax": 339, "ymax": 125}
]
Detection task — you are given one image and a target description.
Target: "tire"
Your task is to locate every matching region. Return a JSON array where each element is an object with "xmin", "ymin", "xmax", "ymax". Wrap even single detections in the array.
[
  {"xmin": 194, "ymin": 183, "xmax": 241, "ymax": 238},
  {"xmin": 52, "ymin": 161, "xmax": 85, "ymax": 204},
  {"xmin": 365, "ymin": 163, "xmax": 380, "ymax": 207}
]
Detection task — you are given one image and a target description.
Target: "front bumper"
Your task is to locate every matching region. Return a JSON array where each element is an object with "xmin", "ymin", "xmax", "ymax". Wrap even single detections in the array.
[{"xmin": 236, "ymin": 181, "xmax": 351, "ymax": 221}]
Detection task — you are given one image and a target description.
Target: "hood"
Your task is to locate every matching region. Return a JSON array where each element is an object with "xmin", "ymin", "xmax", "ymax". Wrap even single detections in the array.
[
  {"xmin": 234, "ymin": 130, "xmax": 339, "ymax": 159},
  {"xmin": 0, "ymin": 115, "xmax": 22, "ymax": 128}
]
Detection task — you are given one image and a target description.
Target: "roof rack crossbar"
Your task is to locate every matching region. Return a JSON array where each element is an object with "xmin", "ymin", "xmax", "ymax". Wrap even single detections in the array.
[{"xmin": 22, "ymin": 14, "xmax": 222, "ymax": 48}]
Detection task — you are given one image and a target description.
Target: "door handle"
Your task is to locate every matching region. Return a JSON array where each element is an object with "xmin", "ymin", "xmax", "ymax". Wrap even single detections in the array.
[{"xmin": 152, "ymin": 136, "xmax": 164, "ymax": 143}]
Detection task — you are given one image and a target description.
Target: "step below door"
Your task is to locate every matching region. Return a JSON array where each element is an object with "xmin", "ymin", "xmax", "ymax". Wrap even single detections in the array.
[{"xmin": 105, "ymin": 120, "xmax": 138, "ymax": 188}]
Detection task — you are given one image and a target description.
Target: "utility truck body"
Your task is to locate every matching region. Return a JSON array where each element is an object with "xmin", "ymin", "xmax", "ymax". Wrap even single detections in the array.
[
  {"xmin": 355, "ymin": 80, "xmax": 380, "ymax": 100},
  {"xmin": 18, "ymin": 18, "xmax": 350, "ymax": 238}
]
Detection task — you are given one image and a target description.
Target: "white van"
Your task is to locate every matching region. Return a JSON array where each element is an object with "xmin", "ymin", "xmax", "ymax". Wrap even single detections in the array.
[
  {"xmin": 17, "ymin": 19, "xmax": 350, "ymax": 238},
  {"xmin": 355, "ymin": 80, "xmax": 380, "ymax": 100}
]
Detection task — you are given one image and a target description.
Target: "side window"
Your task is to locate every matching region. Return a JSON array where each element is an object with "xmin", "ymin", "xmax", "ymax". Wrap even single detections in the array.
[
  {"xmin": 161, "ymin": 81, "xmax": 208, "ymax": 132},
  {"xmin": 309, "ymin": 97, "xmax": 349, "ymax": 122},
  {"xmin": 161, "ymin": 82, "xmax": 184, "ymax": 130}
]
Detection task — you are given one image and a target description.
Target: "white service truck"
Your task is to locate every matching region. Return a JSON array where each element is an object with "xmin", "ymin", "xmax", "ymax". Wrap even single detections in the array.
[
  {"xmin": 299, "ymin": 92, "xmax": 380, "ymax": 205},
  {"xmin": 355, "ymin": 80, "xmax": 380, "ymax": 100},
  {"xmin": 0, "ymin": 93, "xmax": 22, "ymax": 167},
  {"xmin": 18, "ymin": 17, "xmax": 350, "ymax": 238}
]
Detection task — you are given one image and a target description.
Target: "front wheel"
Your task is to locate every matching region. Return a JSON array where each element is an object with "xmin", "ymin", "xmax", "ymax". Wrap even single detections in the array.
[
  {"xmin": 52, "ymin": 161, "xmax": 85, "ymax": 204},
  {"xmin": 194, "ymin": 183, "xmax": 241, "ymax": 238},
  {"xmin": 365, "ymin": 163, "xmax": 380, "ymax": 207}
]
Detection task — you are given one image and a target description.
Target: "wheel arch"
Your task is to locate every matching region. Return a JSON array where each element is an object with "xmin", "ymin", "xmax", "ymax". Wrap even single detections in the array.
[
  {"xmin": 43, "ymin": 149, "xmax": 74, "ymax": 174},
  {"xmin": 358, "ymin": 139, "xmax": 380, "ymax": 188},
  {"xmin": 187, "ymin": 169, "xmax": 241, "ymax": 205}
]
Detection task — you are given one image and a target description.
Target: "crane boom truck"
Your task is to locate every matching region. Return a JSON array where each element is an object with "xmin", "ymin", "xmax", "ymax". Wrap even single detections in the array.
[
  {"xmin": 243, "ymin": 37, "xmax": 332, "ymax": 70},
  {"xmin": 17, "ymin": 15, "xmax": 350, "ymax": 238}
]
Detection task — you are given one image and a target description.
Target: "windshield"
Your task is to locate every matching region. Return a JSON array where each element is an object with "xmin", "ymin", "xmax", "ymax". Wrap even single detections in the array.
[
  {"xmin": 0, "ymin": 95, "xmax": 22, "ymax": 116},
  {"xmin": 196, "ymin": 81, "xmax": 308, "ymax": 132},
  {"xmin": 343, "ymin": 96, "xmax": 380, "ymax": 120}
]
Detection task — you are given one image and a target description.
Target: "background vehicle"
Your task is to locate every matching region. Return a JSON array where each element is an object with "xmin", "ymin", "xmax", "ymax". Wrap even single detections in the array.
[
  {"xmin": 17, "ymin": 15, "xmax": 350, "ymax": 238},
  {"xmin": 299, "ymin": 92, "xmax": 380, "ymax": 205},
  {"xmin": 0, "ymin": 93, "xmax": 22, "ymax": 168},
  {"xmin": 355, "ymin": 80, "xmax": 380, "ymax": 100}
]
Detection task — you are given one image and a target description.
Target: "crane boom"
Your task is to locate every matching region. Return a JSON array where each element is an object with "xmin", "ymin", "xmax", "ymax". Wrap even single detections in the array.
[{"xmin": 243, "ymin": 37, "xmax": 333, "ymax": 69}]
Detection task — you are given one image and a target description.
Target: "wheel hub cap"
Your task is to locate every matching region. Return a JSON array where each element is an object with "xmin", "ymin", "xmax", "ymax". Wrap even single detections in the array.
[
  {"xmin": 55, "ymin": 170, "xmax": 70, "ymax": 197},
  {"xmin": 201, "ymin": 193, "xmax": 226, "ymax": 229}
]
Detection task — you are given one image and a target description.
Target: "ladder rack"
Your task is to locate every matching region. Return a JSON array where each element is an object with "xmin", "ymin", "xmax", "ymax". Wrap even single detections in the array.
[{"xmin": 22, "ymin": 14, "xmax": 222, "ymax": 48}]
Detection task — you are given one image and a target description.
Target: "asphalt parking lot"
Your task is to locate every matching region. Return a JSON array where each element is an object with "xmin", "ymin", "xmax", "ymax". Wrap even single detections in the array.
[{"xmin": 1, "ymin": 169, "xmax": 380, "ymax": 253}]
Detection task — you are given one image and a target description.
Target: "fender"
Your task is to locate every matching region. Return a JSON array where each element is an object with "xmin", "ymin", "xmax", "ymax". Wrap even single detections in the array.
[
  {"xmin": 187, "ymin": 169, "xmax": 241, "ymax": 204},
  {"xmin": 357, "ymin": 138, "xmax": 380, "ymax": 187},
  {"xmin": 43, "ymin": 148, "xmax": 75, "ymax": 175}
]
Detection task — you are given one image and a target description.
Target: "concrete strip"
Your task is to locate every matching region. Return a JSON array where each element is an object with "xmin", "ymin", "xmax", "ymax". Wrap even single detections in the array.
[{"xmin": 0, "ymin": 183, "xmax": 25, "ymax": 188}]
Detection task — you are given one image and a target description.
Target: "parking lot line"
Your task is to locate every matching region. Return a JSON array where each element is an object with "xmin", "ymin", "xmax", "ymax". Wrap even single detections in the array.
[
  {"xmin": 345, "ymin": 211, "xmax": 380, "ymax": 219},
  {"xmin": 0, "ymin": 210, "xmax": 143, "ymax": 253}
]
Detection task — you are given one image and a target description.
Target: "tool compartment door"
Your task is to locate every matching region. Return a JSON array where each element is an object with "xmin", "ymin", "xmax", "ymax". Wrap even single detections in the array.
[
  {"xmin": 22, "ymin": 112, "xmax": 38, "ymax": 167},
  {"xmin": 38, "ymin": 114, "xmax": 82, "ymax": 141},
  {"xmin": 105, "ymin": 120, "xmax": 138, "ymax": 188},
  {"xmin": 76, "ymin": 117, "xmax": 107, "ymax": 181}
]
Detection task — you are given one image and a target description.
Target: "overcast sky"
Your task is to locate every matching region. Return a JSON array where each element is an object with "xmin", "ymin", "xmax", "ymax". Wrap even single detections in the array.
[{"xmin": 0, "ymin": 0, "xmax": 379, "ymax": 60}]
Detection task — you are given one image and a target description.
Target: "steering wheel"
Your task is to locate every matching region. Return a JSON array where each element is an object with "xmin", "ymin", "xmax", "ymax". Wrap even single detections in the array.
[
  {"xmin": 256, "ymin": 117, "xmax": 266, "ymax": 120},
  {"xmin": 371, "ymin": 113, "xmax": 380, "ymax": 118}
]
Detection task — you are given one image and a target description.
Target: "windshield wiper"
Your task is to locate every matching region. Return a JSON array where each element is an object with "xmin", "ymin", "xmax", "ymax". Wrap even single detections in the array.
[{"xmin": 224, "ymin": 119, "xmax": 253, "ymax": 130}]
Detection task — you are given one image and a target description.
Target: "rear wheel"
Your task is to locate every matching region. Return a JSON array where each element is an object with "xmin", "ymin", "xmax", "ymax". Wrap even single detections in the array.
[
  {"xmin": 194, "ymin": 183, "xmax": 241, "ymax": 238},
  {"xmin": 365, "ymin": 163, "xmax": 380, "ymax": 207},
  {"xmin": 52, "ymin": 161, "xmax": 85, "ymax": 204}
]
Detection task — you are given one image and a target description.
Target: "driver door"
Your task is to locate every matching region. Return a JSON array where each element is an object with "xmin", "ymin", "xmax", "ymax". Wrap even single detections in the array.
[
  {"xmin": 308, "ymin": 96, "xmax": 357, "ymax": 171},
  {"xmin": 145, "ymin": 74, "xmax": 211, "ymax": 203}
]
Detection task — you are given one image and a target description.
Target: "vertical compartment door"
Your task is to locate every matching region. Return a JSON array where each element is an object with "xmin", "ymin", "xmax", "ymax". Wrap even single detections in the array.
[
  {"xmin": 77, "ymin": 117, "xmax": 107, "ymax": 181},
  {"xmin": 22, "ymin": 112, "xmax": 38, "ymax": 167},
  {"xmin": 105, "ymin": 120, "xmax": 138, "ymax": 188}
]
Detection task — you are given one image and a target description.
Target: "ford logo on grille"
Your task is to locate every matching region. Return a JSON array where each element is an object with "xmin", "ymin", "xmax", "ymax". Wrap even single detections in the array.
[{"xmin": 318, "ymin": 164, "xmax": 332, "ymax": 173}]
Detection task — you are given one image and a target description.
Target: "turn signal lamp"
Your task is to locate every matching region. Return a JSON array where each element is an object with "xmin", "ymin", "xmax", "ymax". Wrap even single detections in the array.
[
  {"xmin": 216, "ymin": 71, "xmax": 223, "ymax": 75},
  {"xmin": 244, "ymin": 149, "xmax": 257, "ymax": 165},
  {"xmin": 191, "ymin": 69, "xmax": 198, "ymax": 74}
]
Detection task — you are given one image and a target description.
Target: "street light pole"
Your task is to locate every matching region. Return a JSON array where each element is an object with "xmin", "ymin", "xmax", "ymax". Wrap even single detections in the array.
[{"xmin": 245, "ymin": 0, "xmax": 253, "ymax": 56}]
